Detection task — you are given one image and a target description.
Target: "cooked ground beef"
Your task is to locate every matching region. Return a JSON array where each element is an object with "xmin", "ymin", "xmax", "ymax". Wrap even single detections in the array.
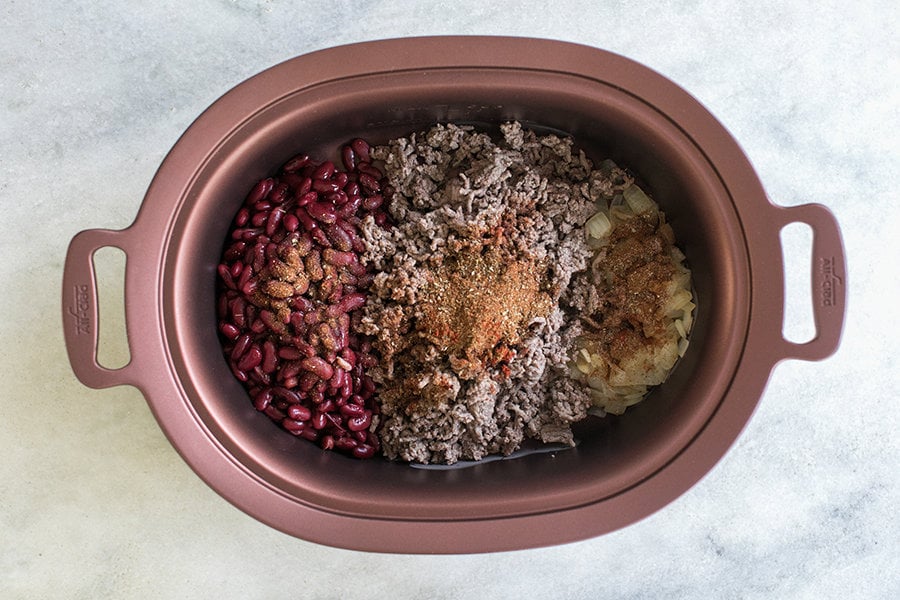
[{"xmin": 356, "ymin": 122, "xmax": 634, "ymax": 464}]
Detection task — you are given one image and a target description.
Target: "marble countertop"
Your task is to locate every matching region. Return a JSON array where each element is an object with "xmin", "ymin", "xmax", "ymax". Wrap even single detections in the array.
[{"xmin": 3, "ymin": 1, "xmax": 897, "ymax": 598}]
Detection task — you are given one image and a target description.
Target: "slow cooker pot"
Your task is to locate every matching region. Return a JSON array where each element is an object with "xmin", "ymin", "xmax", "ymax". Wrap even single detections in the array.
[{"xmin": 62, "ymin": 37, "xmax": 846, "ymax": 553}]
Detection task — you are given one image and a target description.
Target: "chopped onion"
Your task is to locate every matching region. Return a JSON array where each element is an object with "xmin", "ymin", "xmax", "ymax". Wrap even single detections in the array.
[
  {"xmin": 575, "ymin": 348, "xmax": 593, "ymax": 374},
  {"xmin": 585, "ymin": 211, "xmax": 611, "ymax": 239},
  {"xmin": 623, "ymin": 184, "xmax": 656, "ymax": 215}
]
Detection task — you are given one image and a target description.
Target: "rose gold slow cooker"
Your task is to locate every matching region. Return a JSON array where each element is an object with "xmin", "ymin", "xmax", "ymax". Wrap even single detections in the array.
[{"xmin": 62, "ymin": 37, "xmax": 845, "ymax": 553}]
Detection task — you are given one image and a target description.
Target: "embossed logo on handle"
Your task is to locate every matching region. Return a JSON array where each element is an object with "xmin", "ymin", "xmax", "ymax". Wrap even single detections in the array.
[
  {"xmin": 820, "ymin": 256, "xmax": 843, "ymax": 307},
  {"xmin": 68, "ymin": 283, "xmax": 92, "ymax": 335}
]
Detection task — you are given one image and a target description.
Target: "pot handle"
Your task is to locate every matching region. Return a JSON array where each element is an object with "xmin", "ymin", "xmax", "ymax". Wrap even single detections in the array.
[
  {"xmin": 774, "ymin": 203, "xmax": 846, "ymax": 362},
  {"xmin": 62, "ymin": 227, "xmax": 138, "ymax": 389}
]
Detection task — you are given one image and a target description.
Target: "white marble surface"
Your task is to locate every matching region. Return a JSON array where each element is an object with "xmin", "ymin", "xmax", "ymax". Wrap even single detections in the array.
[{"xmin": 2, "ymin": 1, "xmax": 898, "ymax": 598}]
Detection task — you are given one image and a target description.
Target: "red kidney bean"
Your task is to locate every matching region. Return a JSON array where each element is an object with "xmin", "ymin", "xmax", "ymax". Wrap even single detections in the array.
[
  {"xmin": 269, "ymin": 183, "xmax": 289, "ymax": 205},
  {"xmin": 282, "ymin": 154, "xmax": 310, "ymax": 173},
  {"xmin": 362, "ymin": 194, "xmax": 383, "ymax": 211},
  {"xmin": 350, "ymin": 138, "xmax": 370, "ymax": 162},
  {"xmin": 340, "ymin": 403, "xmax": 365, "ymax": 418},
  {"xmin": 329, "ymin": 367, "xmax": 345, "ymax": 391},
  {"xmin": 283, "ymin": 212, "xmax": 300, "ymax": 232},
  {"xmin": 219, "ymin": 322, "xmax": 240, "ymax": 340},
  {"xmin": 352, "ymin": 444, "xmax": 375, "ymax": 459},
  {"xmin": 231, "ymin": 334, "xmax": 252, "ymax": 361},
  {"xmin": 217, "ymin": 139, "xmax": 387, "ymax": 459},
  {"xmin": 296, "ymin": 209, "xmax": 319, "ymax": 232},
  {"xmin": 347, "ymin": 411, "xmax": 371, "ymax": 432},
  {"xmin": 247, "ymin": 178, "xmax": 274, "ymax": 204},
  {"xmin": 251, "ymin": 211, "xmax": 268, "ymax": 227},
  {"xmin": 306, "ymin": 202, "xmax": 337, "ymax": 224},
  {"xmin": 300, "ymin": 428, "xmax": 320, "ymax": 442},
  {"xmin": 312, "ymin": 161, "xmax": 335, "ymax": 181},
  {"xmin": 261, "ymin": 340, "xmax": 278, "ymax": 373},
  {"xmin": 311, "ymin": 412, "xmax": 327, "ymax": 430},
  {"xmin": 358, "ymin": 173, "xmax": 380, "ymax": 194},
  {"xmin": 263, "ymin": 404, "xmax": 285, "ymax": 421},
  {"xmin": 341, "ymin": 145, "xmax": 357, "ymax": 171},
  {"xmin": 253, "ymin": 389, "xmax": 272, "ymax": 411},
  {"xmin": 296, "ymin": 190, "xmax": 318, "ymax": 207},
  {"xmin": 337, "ymin": 293, "xmax": 366, "ymax": 314},
  {"xmin": 322, "ymin": 249, "xmax": 356, "ymax": 267},
  {"xmin": 237, "ymin": 345, "xmax": 262, "ymax": 371},
  {"xmin": 217, "ymin": 264, "xmax": 236, "ymax": 290},
  {"xmin": 224, "ymin": 241, "xmax": 246, "ymax": 262},
  {"xmin": 300, "ymin": 356, "xmax": 334, "ymax": 381},
  {"xmin": 323, "ymin": 223, "xmax": 353, "ymax": 252},
  {"xmin": 337, "ymin": 195, "xmax": 364, "ymax": 219},
  {"xmin": 325, "ymin": 190, "xmax": 348, "ymax": 205},
  {"xmin": 266, "ymin": 207, "xmax": 284, "ymax": 237},
  {"xmin": 287, "ymin": 404, "xmax": 312, "ymax": 421},
  {"xmin": 335, "ymin": 435, "xmax": 358, "ymax": 451},
  {"xmin": 282, "ymin": 418, "xmax": 305, "ymax": 432},
  {"xmin": 312, "ymin": 179, "xmax": 341, "ymax": 194},
  {"xmin": 311, "ymin": 228, "xmax": 331, "ymax": 248}
]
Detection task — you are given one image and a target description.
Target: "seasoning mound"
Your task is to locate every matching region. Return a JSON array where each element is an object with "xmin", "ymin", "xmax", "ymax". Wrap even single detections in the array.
[{"xmin": 358, "ymin": 122, "xmax": 628, "ymax": 464}]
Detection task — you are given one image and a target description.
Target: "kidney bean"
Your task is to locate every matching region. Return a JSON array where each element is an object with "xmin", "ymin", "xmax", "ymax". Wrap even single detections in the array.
[
  {"xmin": 339, "ymin": 403, "xmax": 365, "ymax": 418},
  {"xmin": 282, "ymin": 154, "xmax": 310, "ymax": 173},
  {"xmin": 323, "ymin": 223, "xmax": 353, "ymax": 252},
  {"xmin": 341, "ymin": 145, "xmax": 357, "ymax": 171},
  {"xmin": 261, "ymin": 340, "xmax": 278, "ymax": 373},
  {"xmin": 287, "ymin": 404, "xmax": 312, "ymax": 421},
  {"xmin": 337, "ymin": 293, "xmax": 366, "ymax": 314},
  {"xmin": 234, "ymin": 207, "xmax": 250, "ymax": 227},
  {"xmin": 217, "ymin": 264, "xmax": 237, "ymax": 290},
  {"xmin": 282, "ymin": 418, "xmax": 306, "ymax": 432},
  {"xmin": 219, "ymin": 322, "xmax": 240, "ymax": 340},
  {"xmin": 306, "ymin": 201, "xmax": 337, "ymax": 224},
  {"xmin": 269, "ymin": 183, "xmax": 289, "ymax": 205},
  {"xmin": 263, "ymin": 404, "xmax": 285, "ymax": 421},
  {"xmin": 296, "ymin": 190, "xmax": 318, "ymax": 208},
  {"xmin": 312, "ymin": 161, "xmax": 335, "ymax": 181},
  {"xmin": 217, "ymin": 139, "xmax": 388, "ymax": 459},
  {"xmin": 230, "ymin": 334, "xmax": 252, "ymax": 361},
  {"xmin": 335, "ymin": 435, "xmax": 358, "ymax": 451},
  {"xmin": 300, "ymin": 428, "xmax": 320, "ymax": 442},
  {"xmin": 317, "ymin": 179, "xmax": 344, "ymax": 195},
  {"xmin": 350, "ymin": 139, "xmax": 370, "ymax": 162},
  {"xmin": 247, "ymin": 177, "xmax": 274, "ymax": 204},
  {"xmin": 358, "ymin": 173, "xmax": 380, "ymax": 195},
  {"xmin": 352, "ymin": 444, "xmax": 376, "ymax": 459},
  {"xmin": 322, "ymin": 249, "xmax": 356, "ymax": 267},
  {"xmin": 266, "ymin": 207, "xmax": 284, "ymax": 237},
  {"xmin": 300, "ymin": 356, "xmax": 334, "ymax": 381},
  {"xmin": 237, "ymin": 345, "xmax": 263, "ymax": 371},
  {"xmin": 346, "ymin": 411, "xmax": 372, "ymax": 432},
  {"xmin": 362, "ymin": 194, "xmax": 383, "ymax": 211},
  {"xmin": 325, "ymin": 190, "xmax": 348, "ymax": 205},
  {"xmin": 282, "ymin": 212, "xmax": 300, "ymax": 233}
]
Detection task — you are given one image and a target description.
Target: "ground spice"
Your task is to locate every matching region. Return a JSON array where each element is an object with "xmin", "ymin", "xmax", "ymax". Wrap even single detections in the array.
[
  {"xmin": 583, "ymin": 211, "xmax": 677, "ymax": 364},
  {"xmin": 419, "ymin": 242, "xmax": 553, "ymax": 380}
]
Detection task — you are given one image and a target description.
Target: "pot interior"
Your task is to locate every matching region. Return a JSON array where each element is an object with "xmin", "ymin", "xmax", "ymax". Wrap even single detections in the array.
[{"xmin": 167, "ymin": 67, "xmax": 748, "ymax": 520}]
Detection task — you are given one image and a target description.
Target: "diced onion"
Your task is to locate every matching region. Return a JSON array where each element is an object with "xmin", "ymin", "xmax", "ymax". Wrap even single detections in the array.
[
  {"xmin": 623, "ymin": 184, "xmax": 656, "ymax": 215},
  {"xmin": 585, "ymin": 211, "xmax": 612, "ymax": 239}
]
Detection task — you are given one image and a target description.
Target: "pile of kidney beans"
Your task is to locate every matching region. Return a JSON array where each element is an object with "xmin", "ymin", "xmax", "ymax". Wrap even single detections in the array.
[{"xmin": 215, "ymin": 138, "xmax": 390, "ymax": 459}]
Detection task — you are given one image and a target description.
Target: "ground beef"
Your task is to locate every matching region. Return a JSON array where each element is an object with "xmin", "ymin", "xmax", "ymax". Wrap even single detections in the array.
[{"xmin": 357, "ymin": 122, "xmax": 631, "ymax": 464}]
